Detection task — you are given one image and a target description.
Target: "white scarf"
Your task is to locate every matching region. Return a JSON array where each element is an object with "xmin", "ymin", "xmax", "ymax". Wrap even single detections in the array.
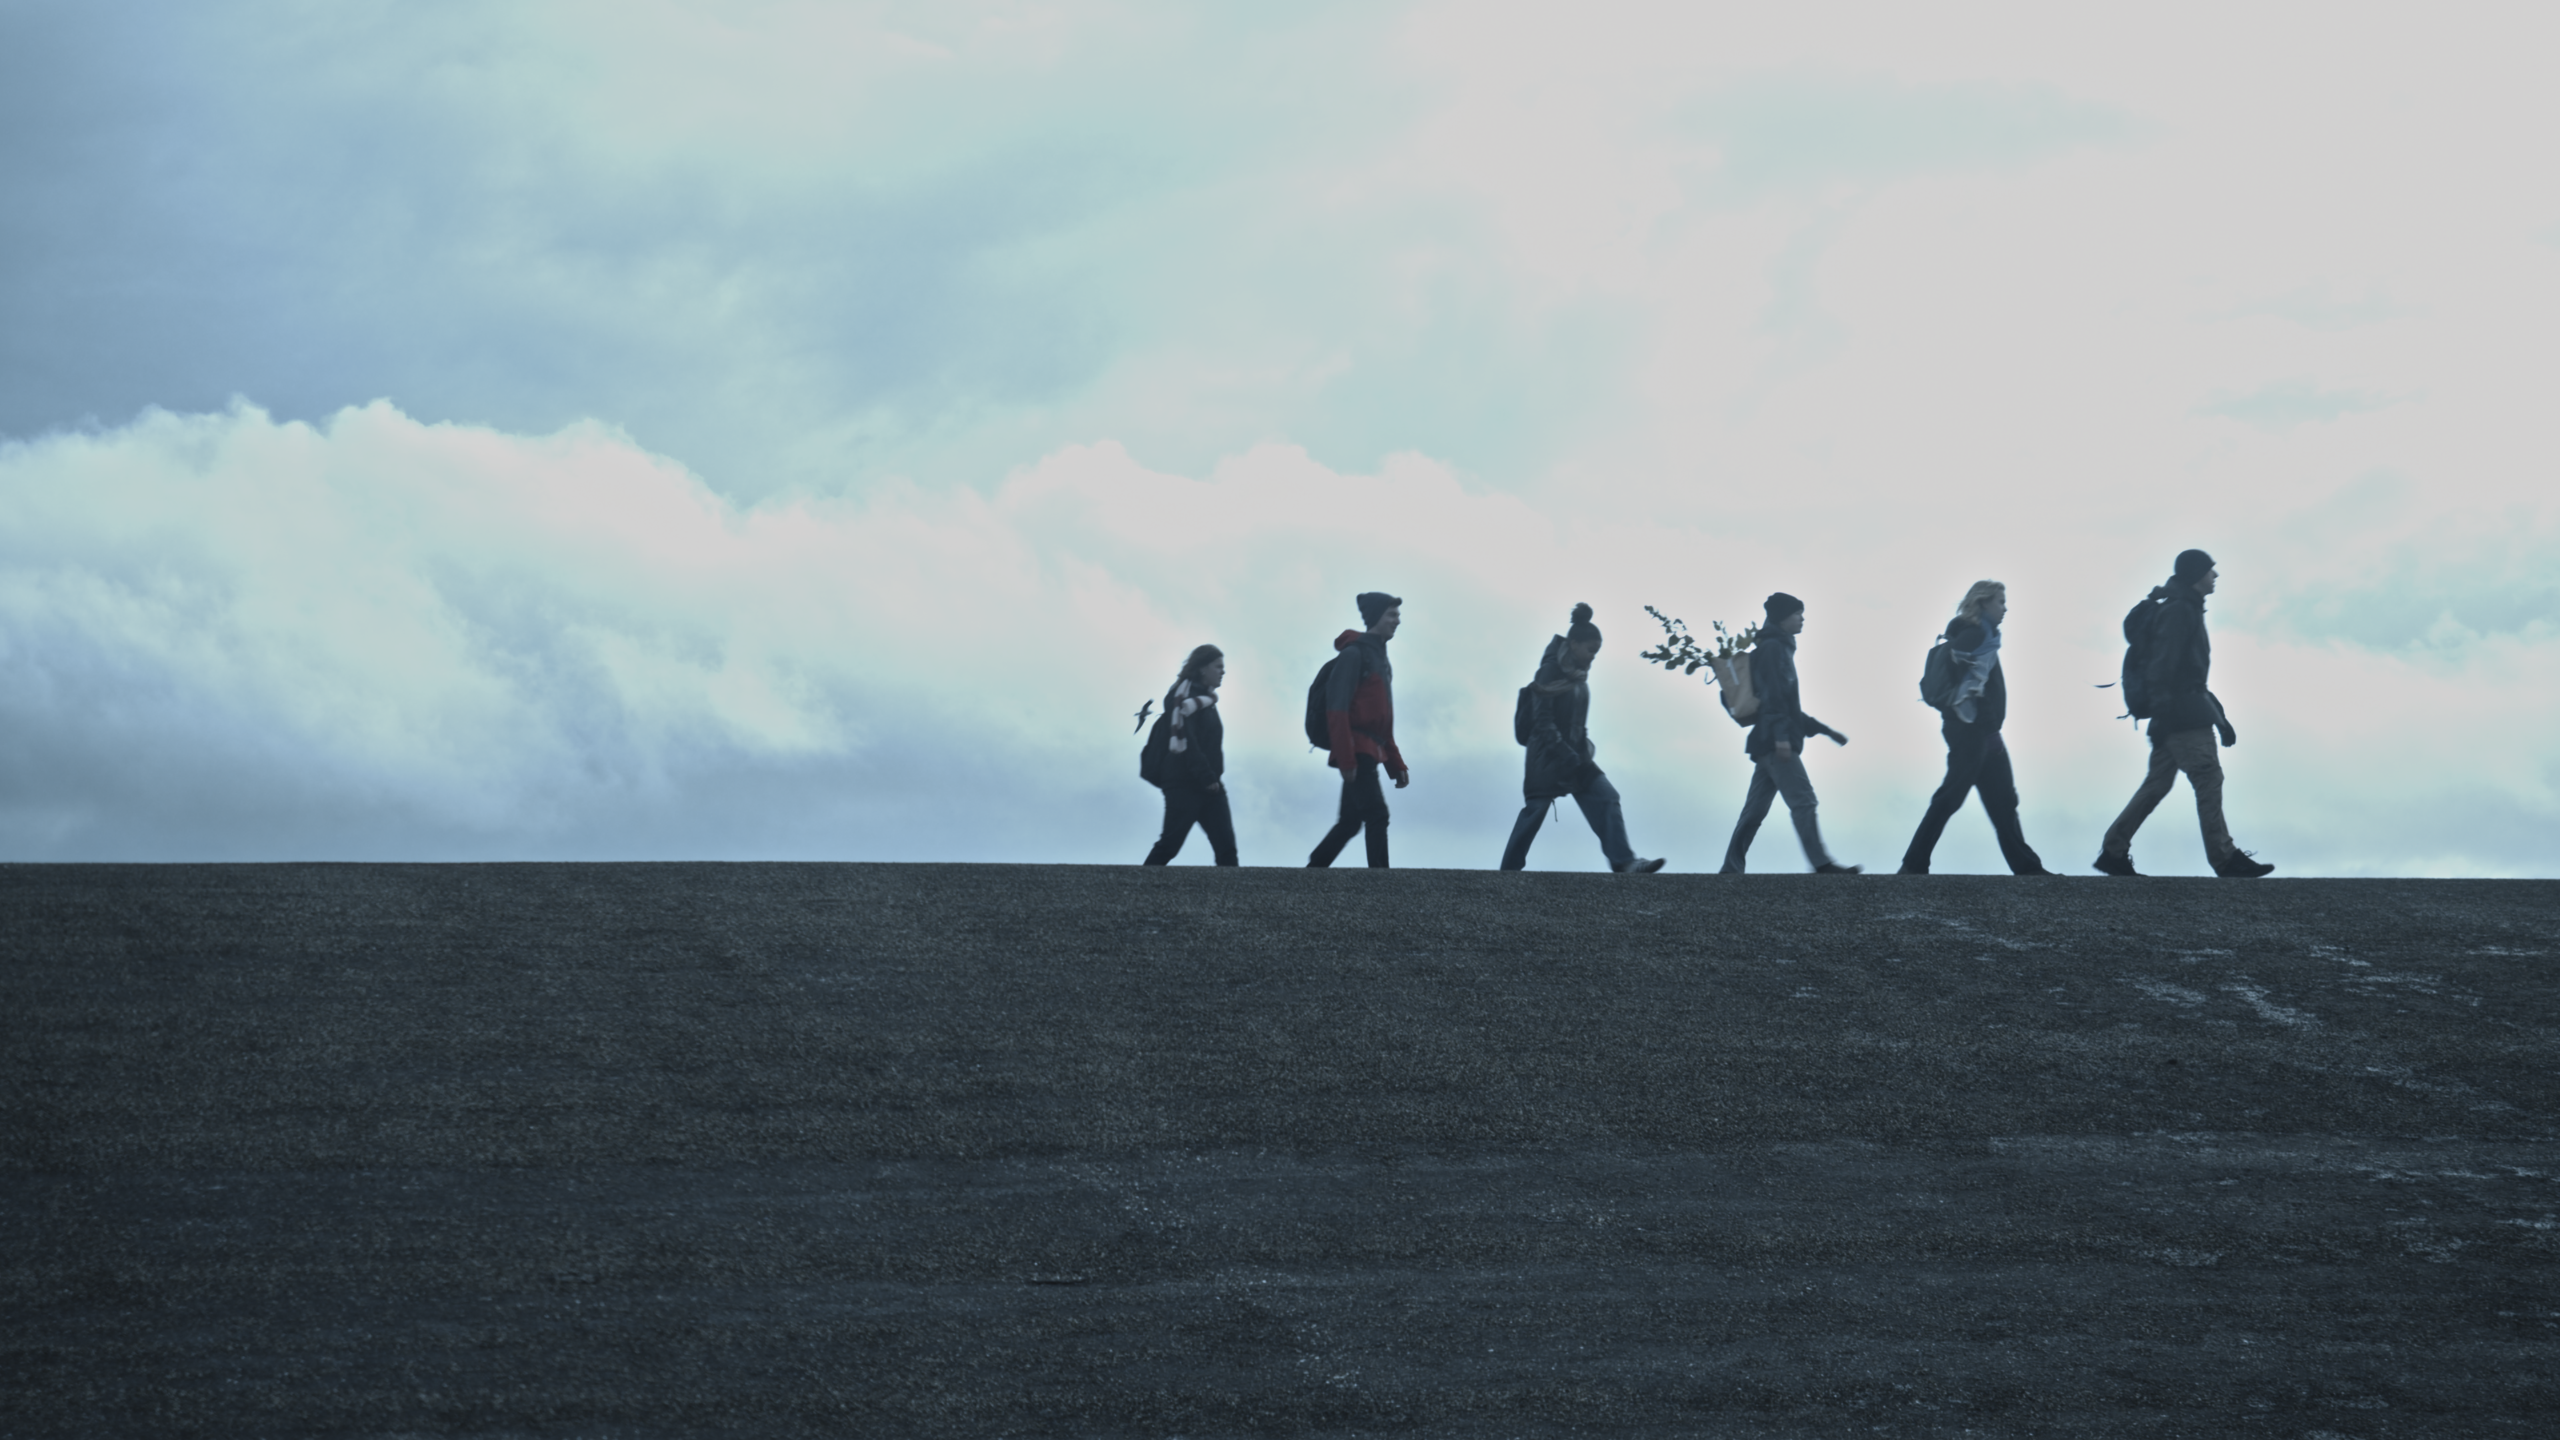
[
  {"xmin": 1953, "ymin": 621, "xmax": 2002, "ymax": 723},
  {"xmin": 1166, "ymin": 677, "xmax": 1217, "ymax": 754}
]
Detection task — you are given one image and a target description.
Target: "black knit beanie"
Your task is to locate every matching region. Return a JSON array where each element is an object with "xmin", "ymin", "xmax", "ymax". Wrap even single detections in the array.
[
  {"xmin": 1763, "ymin": 591, "xmax": 1804, "ymax": 623},
  {"xmin": 1565, "ymin": 602, "xmax": 1601, "ymax": 646},
  {"xmin": 1356, "ymin": 591, "xmax": 1403, "ymax": 628},
  {"xmin": 2173, "ymin": 549, "xmax": 2216, "ymax": 582}
]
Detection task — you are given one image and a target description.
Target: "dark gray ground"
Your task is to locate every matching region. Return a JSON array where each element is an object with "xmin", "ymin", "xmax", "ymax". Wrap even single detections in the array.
[{"xmin": 5, "ymin": 864, "xmax": 2557, "ymax": 1439}]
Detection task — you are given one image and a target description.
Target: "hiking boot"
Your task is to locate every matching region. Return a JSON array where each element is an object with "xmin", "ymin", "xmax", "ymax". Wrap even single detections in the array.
[
  {"xmin": 2214, "ymin": 850, "xmax": 2275, "ymax": 878},
  {"xmin": 2092, "ymin": 852, "xmax": 2140, "ymax": 877},
  {"xmin": 1616, "ymin": 857, "xmax": 1668, "ymax": 874},
  {"xmin": 1814, "ymin": 862, "xmax": 1862, "ymax": 875},
  {"xmin": 1893, "ymin": 863, "xmax": 1928, "ymax": 875}
]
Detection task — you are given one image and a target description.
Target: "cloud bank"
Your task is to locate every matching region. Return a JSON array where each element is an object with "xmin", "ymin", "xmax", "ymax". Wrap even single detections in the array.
[
  {"xmin": 3, "ymin": 402, "xmax": 2551, "ymax": 873},
  {"xmin": 3, "ymin": 2, "xmax": 2556, "ymax": 871}
]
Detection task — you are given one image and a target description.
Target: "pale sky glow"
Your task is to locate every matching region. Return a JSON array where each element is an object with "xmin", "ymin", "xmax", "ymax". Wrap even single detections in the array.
[{"xmin": 3, "ymin": 2, "xmax": 2555, "ymax": 873}]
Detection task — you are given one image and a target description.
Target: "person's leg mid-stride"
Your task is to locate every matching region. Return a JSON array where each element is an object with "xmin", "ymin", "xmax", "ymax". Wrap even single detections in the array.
[{"xmin": 1310, "ymin": 754, "xmax": 1392, "ymax": 869}]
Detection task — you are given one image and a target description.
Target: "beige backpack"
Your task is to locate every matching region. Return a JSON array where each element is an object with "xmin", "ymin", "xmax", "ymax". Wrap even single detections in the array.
[{"xmin": 1710, "ymin": 652, "xmax": 1759, "ymax": 726}]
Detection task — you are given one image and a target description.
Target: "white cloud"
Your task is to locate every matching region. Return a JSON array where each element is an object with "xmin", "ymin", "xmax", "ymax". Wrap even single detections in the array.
[
  {"xmin": 2203, "ymin": 383, "xmax": 2398, "ymax": 431},
  {"xmin": 5, "ymin": 2, "xmax": 2559, "ymax": 870},
  {"xmin": 3, "ymin": 401, "xmax": 2554, "ymax": 872}
]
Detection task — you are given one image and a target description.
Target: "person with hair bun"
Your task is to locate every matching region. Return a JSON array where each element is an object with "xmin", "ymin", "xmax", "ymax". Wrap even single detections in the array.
[
  {"xmin": 1142, "ymin": 644, "xmax": 1239, "ymax": 866},
  {"xmin": 1501, "ymin": 604, "xmax": 1666, "ymax": 873},
  {"xmin": 1896, "ymin": 581, "xmax": 2053, "ymax": 875}
]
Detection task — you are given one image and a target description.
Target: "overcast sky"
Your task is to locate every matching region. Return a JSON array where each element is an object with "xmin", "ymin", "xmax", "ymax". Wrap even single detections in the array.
[{"xmin": 4, "ymin": 1, "xmax": 2555, "ymax": 874}]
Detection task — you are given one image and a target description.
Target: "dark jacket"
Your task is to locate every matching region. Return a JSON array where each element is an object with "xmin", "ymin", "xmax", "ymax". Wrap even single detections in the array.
[
  {"xmin": 1522, "ymin": 636, "xmax": 1599, "ymax": 800},
  {"xmin": 1164, "ymin": 688, "xmax": 1225, "ymax": 788},
  {"xmin": 1325, "ymin": 629, "xmax": 1406, "ymax": 779},
  {"xmin": 2143, "ymin": 585, "xmax": 2222, "ymax": 736},
  {"xmin": 1945, "ymin": 620, "xmax": 2006, "ymax": 733},
  {"xmin": 1745, "ymin": 634, "xmax": 1831, "ymax": 760}
]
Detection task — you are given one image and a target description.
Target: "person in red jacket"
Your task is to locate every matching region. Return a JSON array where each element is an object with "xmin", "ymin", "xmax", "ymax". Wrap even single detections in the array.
[{"xmin": 1309, "ymin": 591, "xmax": 1408, "ymax": 868}]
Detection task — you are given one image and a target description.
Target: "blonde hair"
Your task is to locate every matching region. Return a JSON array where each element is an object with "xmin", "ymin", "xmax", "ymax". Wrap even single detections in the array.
[{"xmin": 1952, "ymin": 580, "xmax": 2006, "ymax": 626}]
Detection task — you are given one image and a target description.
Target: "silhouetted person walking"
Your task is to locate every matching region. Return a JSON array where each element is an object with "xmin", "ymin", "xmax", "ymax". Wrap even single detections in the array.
[
  {"xmin": 1142, "ymin": 645, "xmax": 1238, "ymax": 866},
  {"xmin": 1500, "ymin": 604, "xmax": 1665, "ymax": 874},
  {"xmin": 1309, "ymin": 592, "xmax": 1407, "ymax": 868},
  {"xmin": 1720, "ymin": 592, "xmax": 1858, "ymax": 874},
  {"xmin": 1897, "ymin": 581, "xmax": 2051, "ymax": 875},
  {"xmin": 2096, "ymin": 550, "xmax": 2274, "ymax": 877}
]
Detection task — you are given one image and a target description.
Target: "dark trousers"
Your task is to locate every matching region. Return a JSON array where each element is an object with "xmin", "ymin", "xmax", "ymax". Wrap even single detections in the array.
[
  {"xmin": 1144, "ymin": 784, "xmax": 1238, "ymax": 866},
  {"xmin": 1309, "ymin": 756, "xmax": 1391, "ymax": 868},
  {"xmin": 1500, "ymin": 771, "xmax": 1635, "ymax": 871},
  {"xmin": 1900, "ymin": 723, "xmax": 2044, "ymax": 874}
]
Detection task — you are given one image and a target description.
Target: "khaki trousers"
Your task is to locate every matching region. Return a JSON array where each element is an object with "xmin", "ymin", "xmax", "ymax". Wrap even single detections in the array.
[
  {"xmin": 2100, "ymin": 727, "xmax": 2233, "ymax": 863},
  {"xmin": 1720, "ymin": 751, "xmax": 1834, "ymax": 873}
]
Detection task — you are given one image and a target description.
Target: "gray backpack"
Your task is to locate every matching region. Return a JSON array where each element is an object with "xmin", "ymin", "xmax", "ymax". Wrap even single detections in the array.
[{"xmin": 1918, "ymin": 634, "xmax": 1962, "ymax": 709}]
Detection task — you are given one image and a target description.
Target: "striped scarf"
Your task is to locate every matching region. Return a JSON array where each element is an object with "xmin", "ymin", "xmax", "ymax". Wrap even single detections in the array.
[{"xmin": 1165, "ymin": 677, "xmax": 1217, "ymax": 754}]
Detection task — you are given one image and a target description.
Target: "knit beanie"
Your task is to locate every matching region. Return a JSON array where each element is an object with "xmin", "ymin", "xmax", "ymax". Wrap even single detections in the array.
[
  {"xmin": 1763, "ymin": 591, "xmax": 1805, "ymax": 622},
  {"xmin": 1356, "ymin": 591, "xmax": 1403, "ymax": 628},
  {"xmin": 1565, "ymin": 602, "xmax": 1601, "ymax": 646},
  {"xmin": 2173, "ymin": 549, "xmax": 2216, "ymax": 582}
]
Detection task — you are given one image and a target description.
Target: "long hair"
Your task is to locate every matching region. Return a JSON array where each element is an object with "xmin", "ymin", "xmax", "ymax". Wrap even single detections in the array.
[
  {"xmin": 1176, "ymin": 644, "xmax": 1224, "ymax": 688},
  {"xmin": 1952, "ymin": 580, "xmax": 2005, "ymax": 627}
]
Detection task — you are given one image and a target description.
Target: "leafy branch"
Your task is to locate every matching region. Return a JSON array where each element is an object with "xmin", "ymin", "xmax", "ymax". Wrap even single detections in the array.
[{"xmin": 1639, "ymin": 605, "xmax": 1758, "ymax": 678}]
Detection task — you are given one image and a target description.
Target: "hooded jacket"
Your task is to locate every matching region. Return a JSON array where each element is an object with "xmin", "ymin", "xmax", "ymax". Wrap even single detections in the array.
[
  {"xmin": 1325, "ymin": 629, "xmax": 1406, "ymax": 780},
  {"xmin": 2143, "ymin": 584, "xmax": 2222, "ymax": 736},
  {"xmin": 1521, "ymin": 635, "xmax": 1601, "ymax": 800}
]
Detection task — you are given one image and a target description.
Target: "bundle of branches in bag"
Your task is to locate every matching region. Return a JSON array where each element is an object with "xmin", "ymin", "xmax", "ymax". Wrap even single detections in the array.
[{"xmin": 1641, "ymin": 605, "xmax": 1761, "ymax": 726}]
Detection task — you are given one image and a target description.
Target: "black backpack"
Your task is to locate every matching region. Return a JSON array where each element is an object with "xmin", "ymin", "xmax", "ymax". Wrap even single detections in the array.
[
  {"xmin": 1303, "ymin": 656, "xmax": 1338, "ymax": 749},
  {"xmin": 2118, "ymin": 593, "xmax": 2169, "ymax": 718},
  {"xmin": 1917, "ymin": 633, "xmax": 1961, "ymax": 709},
  {"xmin": 1513, "ymin": 684, "xmax": 1538, "ymax": 745},
  {"xmin": 1138, "ymin": 710, "xmax": 1174, "ymax": 788}
]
